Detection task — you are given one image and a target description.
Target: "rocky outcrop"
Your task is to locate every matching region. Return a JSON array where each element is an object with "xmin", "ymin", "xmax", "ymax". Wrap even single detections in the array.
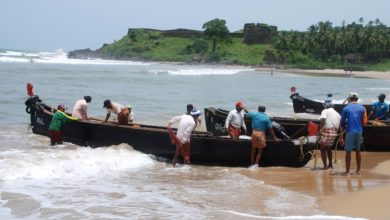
[{"xmin": 67, "ymin": 48, "xmax": 102, "ymax": 59}]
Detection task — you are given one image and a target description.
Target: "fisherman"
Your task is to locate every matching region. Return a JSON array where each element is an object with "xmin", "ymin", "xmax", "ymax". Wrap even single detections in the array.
[
  {"xmin": 243, "ymin": 105, "xmax": 280, "ymax": 166},
  {"xmin": 103, "ymin": 99, "xmax": 128, "ymax": 125},
  {"xmin": 340, "ymin": 93, "xmax": 367, "ymax": 175},
  {"xmin": 167, "ymin": 108, "xmax": 202, "ymax": 167},
  {"xmin": 318, "ymin": 98, "xmax": 341, "ymax": 170},
  {"xmin": 49, "ymin": 104, "xmax": 78, "ymax": 145},
  {"xmin": 368, "ymin": 93, "xmax": 389, "ymax": 121},
  {"xmin": 72, "ymin": 96, "xmax": 92, "ymax": 119},
  {"xmin": 225, "ymin": 101, "xmax": 247, "ymax": 139}
]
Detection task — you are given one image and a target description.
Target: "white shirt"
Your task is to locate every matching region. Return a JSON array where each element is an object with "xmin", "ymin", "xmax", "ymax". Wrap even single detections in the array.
[
  {"xmin": 107, "ymin": 102, "xmax": 124, "ymax": 114},
  {"xmin": 72, "ymin": 99, "xmax": 88, "ymax": 119},
  {"xmin": 225, "ymin": 109, "xmax": 247, "ymax": 130},
  {"xmin": 168, "ymin": 114, "xmax": 196, "ymax": 144},
  {"xmin": 320, "ymin": 108, "xmax": 341, "ymax": 129}
]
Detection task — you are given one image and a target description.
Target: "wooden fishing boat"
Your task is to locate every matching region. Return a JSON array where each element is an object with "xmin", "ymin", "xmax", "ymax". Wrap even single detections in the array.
[
  {"xmin": 205, "ymin": 107, "xmax": 390, "ymax": 152},
  {"xmin": 290, "ymin": 92, "xmax": 375, "ymax": 115},
  {"xmin": 204, "ymin": 107, "xmax": 315, "ymax": 139},
  {"xmin": 25, "ymin": 96, "xmax": 315, "ymax": 167}
]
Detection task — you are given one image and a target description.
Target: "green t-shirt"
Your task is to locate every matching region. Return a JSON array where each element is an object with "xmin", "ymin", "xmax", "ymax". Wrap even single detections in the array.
[{"xmin": 49, "ymin": 111, "xmax": 78, "ymax": 131}]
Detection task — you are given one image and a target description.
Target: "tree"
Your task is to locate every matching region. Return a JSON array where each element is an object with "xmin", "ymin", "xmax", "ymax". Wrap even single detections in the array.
[{"xmin": 202, "ymin": 19, "xmax": 231, "ymax": 52}]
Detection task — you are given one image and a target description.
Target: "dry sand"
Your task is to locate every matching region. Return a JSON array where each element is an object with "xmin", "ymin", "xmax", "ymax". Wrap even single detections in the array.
[{"xmin": 256, "ymin": 67, "xmax": 390, "ymax": 80}]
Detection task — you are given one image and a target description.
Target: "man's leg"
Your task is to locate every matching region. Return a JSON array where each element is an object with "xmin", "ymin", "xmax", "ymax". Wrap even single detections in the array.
[
  {"xmin": 250, "ymin": 148, "xmax": 256, "ymax": 165},
  {"xmin": 345, "ymin": 151, "xmax": 351, "ymax": 174},
  {"xmin": 356, "ymin": 151, "xmax": 361, "ymax": 173},
  {"xmin": 320, "ymin": 144, "xmax": 328, "ymax": 169},
  {"xmin": 255, "ymin": 149, "xmax": 263, "ymax": 165},
  {"xmin": 326, "ymin": 148, "xmax": 333, "ymax": 168},
  {"xmin": 172, "ymin": 143, "xmax": 180, "ymax": 167}
]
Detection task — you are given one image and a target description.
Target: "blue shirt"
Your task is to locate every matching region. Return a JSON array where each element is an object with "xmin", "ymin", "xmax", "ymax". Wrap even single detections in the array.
[
  {"xmin": 372, "ymin": 101, "xmax": 389, "ymax": 120},
  {"xmin": 340, "ymin": 103, "xmax": 366, "ymax": 133},
  {"xmin": 247, "ymin": 112, "xmax": 272, "ymax": 132}
]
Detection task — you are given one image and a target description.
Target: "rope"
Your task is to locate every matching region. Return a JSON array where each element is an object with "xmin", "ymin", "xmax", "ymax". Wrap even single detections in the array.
[
  {"xmin": 333, "ymin": 131, "xmax": 345, "ymax": 164},
  {"xmin": 312, "ymin": 142, "xmax": 320, "ymax": 169},
  {"xmin": 298, "ymin": 136, "xmax": 315, "ymax": 161}
]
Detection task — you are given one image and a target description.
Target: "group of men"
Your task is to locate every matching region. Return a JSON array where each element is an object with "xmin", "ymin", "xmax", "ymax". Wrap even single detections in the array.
[
  {"xmin": 49, "ymin": 96, "xmax": 135, "ymax": 145},
  {"xmin": 48, "ymin": 92, "xmax": 388, "ymax": 172},
  {"xmin": 225, "ymin": 101, "xmax": 280, "ymax": 166},
  {"xmin": 318, "ymin": 92, "xmax": 387, "ymax": 175}
]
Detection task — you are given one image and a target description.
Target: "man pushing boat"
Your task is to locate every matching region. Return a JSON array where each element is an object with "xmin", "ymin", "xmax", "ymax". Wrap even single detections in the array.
[{"xmin": 167, "ymin": 108, "xmax": 202, "ymax": 167}]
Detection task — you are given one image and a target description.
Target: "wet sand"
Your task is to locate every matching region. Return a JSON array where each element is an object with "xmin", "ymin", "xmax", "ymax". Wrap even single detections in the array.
[
  {"xmin": 318, "ymin": 152, "xmax": 390, "ymax": 220},
  {"xmin": 256, "ymin": 67, "xmax": 390, "ymax": 80},
  {"xmin": 241, "ymin": 151, "xmax": 390, "ymax": 219}
]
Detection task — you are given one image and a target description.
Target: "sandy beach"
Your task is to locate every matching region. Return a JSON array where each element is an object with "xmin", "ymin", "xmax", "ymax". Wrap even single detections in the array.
[
  {"xmin": 245, "ymin": 151, "xmax": 390, "ymax": 219},
  {"xmin": 256, "ymin": 67, "xmax": 390, "ymax": 80},
  {"xmin": 316, "ymin": 152, "xmax": 390, "ymax": 220}
]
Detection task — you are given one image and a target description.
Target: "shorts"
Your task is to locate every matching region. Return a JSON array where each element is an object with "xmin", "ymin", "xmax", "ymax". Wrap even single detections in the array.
[
  {"xmin": 49, "ymin": 130, "xmax": 62, "ymax": 145},
  {"xmin": 117, "ymin": 108, "xmax": 129, "ymax": 125},
  {"xmin": 319, "ymin": 128, "xmax": 338, "ymax": 147},
  {"xmin": 345, "ymin": 132, "xmax": 362, "ymax": 152},
  {"xmin": 228, "ymin": 125, "xmax": 241, "ymax": 138},
  {"xmin": 251, "ymin": 130, "xmax": 266, "ymax": 149}
]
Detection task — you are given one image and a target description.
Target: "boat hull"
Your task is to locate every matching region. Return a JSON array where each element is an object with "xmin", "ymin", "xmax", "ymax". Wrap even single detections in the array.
[
  {"xmin": 26, "ymin": 97, "xmax": 314, "ymax": 167},
  {"xmin": 205, "ymin": 107, "xmax": 390, "ymax": 152}
]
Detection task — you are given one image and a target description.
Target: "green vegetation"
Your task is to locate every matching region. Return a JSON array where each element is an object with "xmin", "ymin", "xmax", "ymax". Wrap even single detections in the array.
[{"xmin": 98, "ymin": 18, "xmax": 390, "ymax": 71}]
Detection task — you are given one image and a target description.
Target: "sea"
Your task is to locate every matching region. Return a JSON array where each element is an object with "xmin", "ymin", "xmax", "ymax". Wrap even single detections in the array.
[{"xmin": 1, "ymin": 49, "xmax": 388, "ymax": 219}]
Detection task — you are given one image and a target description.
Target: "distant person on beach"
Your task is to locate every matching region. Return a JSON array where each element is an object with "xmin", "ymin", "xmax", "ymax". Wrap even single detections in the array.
[
  {"xmin": 368, "ymin": 93, "xmax": 389, "ymax": 121},
  {"xmin": 49, "ymin": 104, "xmax": 78, "ymax": 145},
  {"xmin": 103, "ymin": 99, "xmax": 128, "ymax": 125},
  {"xmin": 72, "ymin": 96, "xmax": 92, "ymax": 119},
  {"xmin": 167, "ymin": 108, "xmax": 202, "ymax": 167},
  {"xmin": 243, "ymin": 105, "xmax": 280, "ymax": 166},
  {"xmin": 318, "ymin": 98, "xmax": 341, "ymax": 169},
  {"xmin": 126, "ymin": 105, "xmax": 135, "ymax": 122},
  {"xmin": 340, "ymin": 93, "xmax": 367, "ymax": 175},
  {"xmin": 225, "ymin": 102, "xmax": 247, "ymax": 139}
]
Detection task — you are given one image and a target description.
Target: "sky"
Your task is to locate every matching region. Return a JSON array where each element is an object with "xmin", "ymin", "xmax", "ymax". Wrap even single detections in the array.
[{"xmin": 1, "ymin": 0, "xmax": 389, "ymax": 52}]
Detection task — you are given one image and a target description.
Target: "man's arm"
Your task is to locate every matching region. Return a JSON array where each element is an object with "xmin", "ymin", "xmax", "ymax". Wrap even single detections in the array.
[
  {"xmin": 167, "ymin": 115, "xmax": 181, "ymax": 128},
  {"xmin": 225, "ymin": 112, "xmax": 233, "ymax": 129},
  {"xmin": 362, "ymin": 109, "xmax": 368, "ymax": 126},
  {"xmin": 104, "ymin": 113, "xmax": 110, "ymax": 122}
]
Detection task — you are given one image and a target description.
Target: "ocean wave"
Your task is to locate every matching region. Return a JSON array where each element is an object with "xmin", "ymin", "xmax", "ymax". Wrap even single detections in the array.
[
  {"xmin": 0, "ymin": 144, "xmax": 155, "ymax": 180},
  {"xmin": 0, "ymin": 49, "xmax": 151, "ymax": 66},
  {"xmin": 148, "ymin": 67, "xmax": 253, "ymax": 76}
]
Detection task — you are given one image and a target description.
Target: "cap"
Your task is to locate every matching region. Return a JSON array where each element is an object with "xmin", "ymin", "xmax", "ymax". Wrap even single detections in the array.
[
  {"xmin": 103, "ymin": 99, "xmax": 111, "ymax": 108},
  {"xmin": 235, "ymin": 101, "xmax": 243, "ymax": 108},
  {"xmin": 324, "ymin": 99, "xmax": 333, "ymax": 108},
  {"xmin": 84, "ymin": 96, "xmax": 92, "ymax": 103},
  {"xmin": 127, "ymin": 104, "xmax": 132, "ymax": 109},
  {"xmin": 378, "ymin": 93, "xmax": 386, "ymax": 99},
  {"xmin": 58, "ymin": 104, "xmax": 66, "ymax": 110},
  {"xmin": 349, "ymin": 92, "xmax": 358, "ymax": 99},
  {"xmin": 190, "ymin": 109, "xmax": 202, "ymax": 116}
]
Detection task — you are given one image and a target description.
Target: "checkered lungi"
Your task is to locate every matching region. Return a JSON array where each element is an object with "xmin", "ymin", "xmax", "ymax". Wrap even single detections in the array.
[{"xmin": 319, "ymin": 127, "xmax": 338, "ymax": 147}]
